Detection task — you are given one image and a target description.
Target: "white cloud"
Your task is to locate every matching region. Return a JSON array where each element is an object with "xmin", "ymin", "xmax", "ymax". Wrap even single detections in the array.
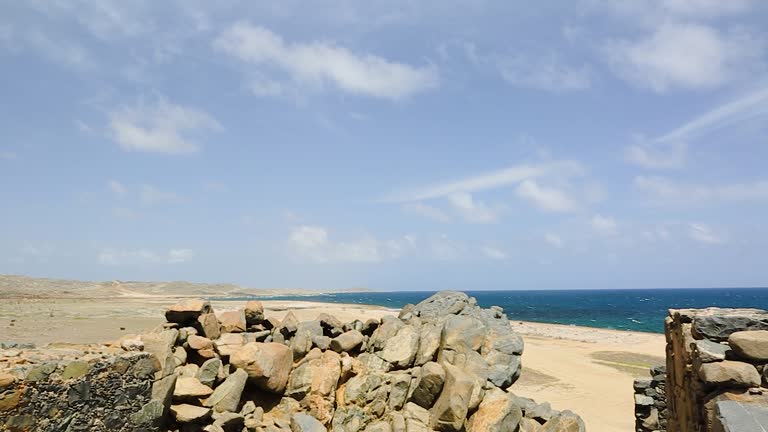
[
  {"xmin": 140, "ymin": 185, "xmax": 184, "ymax": 206},
  {"xmin": 497, "ymin": 53, "xmax": 592, "ymax": 91},
  {"xmin": 99, "ymin": 248, "xmax": 194, "ymax": 265},
  {"xmin": 213, "ymin": 23, "xmax": 438, "ymax": 100},
  {"xmin": 287, "ymin": 225, "xmax": 383, "ymax": 263},
  {"xmin": 591, "ymin": 214, "xmax": 618, "ymax": 235},
  {"xmin": 248, "ymin": 74, "xmax": 285, "ymax": 97},
  {"xmin": 108, "ymin": 180, "xmax": 127, "ymax": 195},
  {"xmin": 108, "ymin": 98, "xmax": 221, "ymax": 154},
  {"xmin": 545, "ymin": 233, "xmax": 564, "ymax": 248},
  {"xmin": 402, "ymin": 202, "xmax": 451, "ymax": 222},
  {"xmin": 447, "ymin": 192, "xmax": 499, "ymax": 223},
  {"xmin": 383, "ymin": 161, "xmax": 584, "ymax": 202},
  {"xmin": 688, "ymin": 223, "xmax": 725, "ymax": 244},
  {"xmin": 481, "ymin": 246, "xmax": 508, "ymax": 261},
  {"xmin": 515, "ymin": 180, "xmax": 578, "ymax": 213},
  {"xmin": 604, "ymin": 22, "xmax": 764, "ymax": 92},
  {"xmin": 626, "ymin": 85, "xmax": 768, "ymax": 169}
]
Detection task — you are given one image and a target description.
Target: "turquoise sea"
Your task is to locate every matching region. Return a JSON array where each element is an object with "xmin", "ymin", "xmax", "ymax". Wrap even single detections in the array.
[{"xmin": 224, "ymin": 288, "xmax": 768, "ymax": 334}]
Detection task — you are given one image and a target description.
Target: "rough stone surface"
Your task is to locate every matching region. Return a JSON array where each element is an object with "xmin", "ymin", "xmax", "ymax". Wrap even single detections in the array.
[
  {"xmin": 244, "ymin": 300, "xmax": 265, "ymax": 325},
  {"xmin": 166, "ymin": 299, "xmax": 212, "ymax": 323},
  {"xmin": 691, "ymin": 309, "xmax": 768, "ymax": 341},
  {"xmin": 219, "ymin": 310, "xmax": 247, "ymax": 333},
  {"xmin": 330, "ymin": 330, "xmax": 364, "ymax": 353},
  {"xmin": 203, "ymin": 368, "xmax": 247, "ymax": 413},
  {"xmin": 230, "ymin": 342, "xmax": 292, "ymax": 394},
  {"xmin": 429, "ymin": 363, "xmax": 474, "ymax": 431},
  {"xmin": 466, "ymin": 388, "xmax": 522, "ymax": 432}
]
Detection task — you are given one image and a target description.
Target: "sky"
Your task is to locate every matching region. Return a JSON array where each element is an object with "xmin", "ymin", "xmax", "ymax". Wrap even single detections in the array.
[{"xmin": 1, "ymin": 1, "xmax": 768, "ymax": 291}]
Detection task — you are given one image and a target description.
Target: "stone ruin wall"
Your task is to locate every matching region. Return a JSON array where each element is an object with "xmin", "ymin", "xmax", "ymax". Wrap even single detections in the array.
[
  {"xmin": 1, "ymin": 291, "xmax": 586, "ymax": 432},
  {"xmin": 661, "ymin": 307, "xmax": 768, "ymax": 432},
  {"xmin": 633, "ymin": 364, "xmax": 667, "ymax": 432}
]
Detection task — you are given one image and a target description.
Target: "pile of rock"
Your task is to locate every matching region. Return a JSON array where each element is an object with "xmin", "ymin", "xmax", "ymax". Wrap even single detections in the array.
[
  {"xmin": 1, "ymin": 291, "xmax": 586, "ymax": 432},
  {"xmin": 633, "ymin": 365, "xmax": 667, "ymax": 432},
  {"xmin": 664, "ymin": 307, "xmax": 768, "ymax": 432}
]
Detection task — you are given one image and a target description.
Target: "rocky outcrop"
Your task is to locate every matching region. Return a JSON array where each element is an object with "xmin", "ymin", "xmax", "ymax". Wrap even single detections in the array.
[
  {"xmin": 633, "ymin": 365, "xmax": 667, "ymax": 432},
  {"xmin": 1, "ymin": 291, "xmax": 584, "ymax": 432}
]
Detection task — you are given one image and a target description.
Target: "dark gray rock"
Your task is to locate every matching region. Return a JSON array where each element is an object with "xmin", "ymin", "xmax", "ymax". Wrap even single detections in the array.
[
  {"xmin": 692, "ymin": 309, "xmax": 768, "ymax": 341},
  {"xmin": 693, "ymin": 339, "xmax": 731, "ymax": 362},
  {"xmin": 714, "ymin": 400, "xmax": 768, "ymax": 432}
]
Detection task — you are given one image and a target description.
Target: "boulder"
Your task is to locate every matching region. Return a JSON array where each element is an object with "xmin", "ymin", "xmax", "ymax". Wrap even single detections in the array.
[
  {"xmin": 388, "ymin": 373, "xmax": 411, "ymax": 411},
  {"xmin": 728, "ymin": 330, "xmax": 768, "ymax": 361},
  {"xmin": 141, "ymin": 329, "xmax": 179, "ymax": 378},
  {"xmin": 219, "ymin": 310, "xmax": 247, "ymax": 333},
  {"xmin": 467, "ymin": 388, "xmax": 522, "ymax": 432},
  {"xmin": 198, "ymin": 313, "xmax": 221, "ymax": 340},
  {"xmin": 429, "ymin": 363, "xmax": 475, "ymax": 431},
  {"xmin": 370, "ymin": 316, "xmax": 405, "ymax": 351},
  {"xmin": 245, "ymin": 301, "xmax": 265, "ymax": 325},
  {"xmin": 414, "ymin": 323, "xmax": 442, "ymax": 365},
  {"xmin": 692, "ymin": 309, "xmax": 768, "ymax": 341},
  {"xmin": 166, "ymin": 299, "xmax": 212, "ymax": 323},
  {"xmin": 519, "ymin": 418, "xmax": 543, "ymax": 432},
  {"xmin": 174, "ymin": 377, "xmax": 214, "ymax": 399},
  {"xmin": 379, "ymin": 325, "xmax": 420, "ymax": 369},
  {"xmin": 214, "ymin": 333, "xmax": 245, "ymax": 357},
  {"xmin": 693, "ymin": 339, "xmax": 731, "ymax": 362},
  {"xmin": 230, "ymin": 342, "xmax": 293, "ymax": 394},
  {"xmin": 171, "ymin": 404, "xmax": 212, "ymax": 423},
  {"xmin": 0, "ymin": 372, "xmax": 15, "ymax": 390},
  {"xmin": 188, "ymin": 335, "xmax": 213, "ymax": 351},
  {"xmin": 204, "ymin": 368, "xmax": 248, "ymax": 413},
  {"xmin": 411, "ymin": 361, "xmax": 445, "ymax": 408},
  {"xmin": 280, "ymin": 311, "xmax": 300, "ymax": 336},
  {"xmin": 697, "ymin": 360, "xmax": 761, "ymax": 388},
  {"xmin": 441, "ymin": 315, "xmax": 486, "ymax": 354},
  {"xmin": 290, "ymin": 413, "xmax": 326, "ymax": 432},
  {"xmin": 404, "ymin": 402, "xmax": 432, "ymax": 432},
  {"xmin": 410, "ymin": 291, "xmax": 471, "ymax": 319},
  {"xmin": 286, "ymin": 349, "xmax": 341, "ymax": 402},
  {"xmin": 198, "ymin": 358, "xmax": 223, "ymax": 387},
  {"xmin": 541, "ymin": 410, "xmax": 585, "ymax": 432},
  {"xmin": 330, "ymin": 330, "xmax": 365, "ymax": 353},
  {"xmin": 317, "ymin": 313, "xmax": 344, "ymax": 336}
]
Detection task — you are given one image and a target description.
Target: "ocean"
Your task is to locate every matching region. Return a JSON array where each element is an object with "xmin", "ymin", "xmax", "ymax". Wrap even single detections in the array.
[{"xmin": 225, "ymin": 288, "xmax": 768, "ymax": 334}]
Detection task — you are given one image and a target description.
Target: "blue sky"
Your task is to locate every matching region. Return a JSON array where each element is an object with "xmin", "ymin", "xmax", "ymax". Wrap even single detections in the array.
[{"xmin": 2, "ymin": 1, "xmax": 768, "ymax": 290}]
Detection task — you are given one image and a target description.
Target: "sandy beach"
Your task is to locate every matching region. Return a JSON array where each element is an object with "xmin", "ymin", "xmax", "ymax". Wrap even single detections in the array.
[{"xmin": 0, "ymin": 297, "xmax": 665, "ymax": 431}]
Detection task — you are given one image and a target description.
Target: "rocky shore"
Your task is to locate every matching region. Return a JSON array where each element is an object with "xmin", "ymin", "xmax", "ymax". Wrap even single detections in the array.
[{"xmin": 0, "ymin": 291, "xmax": 585, "ymax": 431}]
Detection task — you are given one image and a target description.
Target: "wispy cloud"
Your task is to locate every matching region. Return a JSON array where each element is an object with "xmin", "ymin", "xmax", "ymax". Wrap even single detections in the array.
[
  {"xmin": 688, "ymin": 223, "xmax": 725, "ymax": 244},
  {"xmin": 402, "ymin": 202, "xmax": 451, "ymax": 222},
  {"xmin": 447, "ymin": 192, "xmax": 499, "ymax": 223},
  {"xmin": 481, "ymin": 246, "xmax": 508, "ymax": 261},
  {"xmin": 544, "ymin": 233, "xmax": 564, "ymax": 248},
  {"xmin": 107, "ymin": 180, "xmax": 127, "ymax": 195},
  {"xmin": 591, "ymin": 214, "xmax": 618, "ymax": 235},
  {"xmin": 626, "ymin": 86, "xmax": 768, "ymax": 169},
  {"xmin": 213, "ymin": 23, "xmax": 438, "ymax": 100},
  {"xmin": 383, "ymin": 161, "xmax": 584, "ymax": 203},
  {"xmin": 288, "ymin": 225, "xmax": 384, "ymax": 263},
  {"xmin": 634, "ymin": 176, "xmax": 768, "ymax": 204},
  {"xmin": 515, "ymin": 180, "xmax": 578, "ymax": 213},
  {"xmin": 604, "ymin": 22, "xmax": 764, "ymax": 92},
  {"xmin": 497, "ymin": 53, "xmax": 592, "ymax": 91},
  {"xmin": 108, "ymin": 97, "xmax": 221, "ymax": 154}
]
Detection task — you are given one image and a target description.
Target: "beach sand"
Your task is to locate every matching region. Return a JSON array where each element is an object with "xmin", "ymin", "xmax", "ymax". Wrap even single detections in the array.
[{"xmin": 0, "ymin": 297, "xmax": 665, "ymax": 431}]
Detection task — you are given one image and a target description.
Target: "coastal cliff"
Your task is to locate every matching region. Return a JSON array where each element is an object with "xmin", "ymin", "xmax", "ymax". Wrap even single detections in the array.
[{"xmin": 0, "ymin": 291, "xmax": 585, "ymax": 431}]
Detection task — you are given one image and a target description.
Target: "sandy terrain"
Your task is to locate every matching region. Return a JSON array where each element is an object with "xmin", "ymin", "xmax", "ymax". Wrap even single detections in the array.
[{"xmin": 0, "ymin": 297, "xmax": 665, "ymax": 431}]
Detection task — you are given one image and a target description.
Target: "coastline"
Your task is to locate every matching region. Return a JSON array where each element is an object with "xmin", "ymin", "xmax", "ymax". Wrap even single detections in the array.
[{"xmin": 0, "ymin": 297, "xmax": 665, "ymax": 432}]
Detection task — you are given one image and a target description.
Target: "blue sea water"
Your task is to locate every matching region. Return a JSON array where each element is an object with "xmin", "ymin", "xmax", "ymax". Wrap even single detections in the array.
[{"xmin": 225, "ymin": 288, "xmax": 768, "ymax": 334}]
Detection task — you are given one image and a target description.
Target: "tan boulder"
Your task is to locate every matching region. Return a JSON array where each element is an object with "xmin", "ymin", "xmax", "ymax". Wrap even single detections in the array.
[
  {"xmin": 214, "ymin": 333, "xmax": 245, "ymax": 357},
  {"xmin": 541, "ymin": 411, "xmax": 585, "ymax": 432},
  {"xmin": 429, "ymin": 363, "xmax": 475, "ymax": 431},
  {"xmin": 728, "ymin": 330, "xmax": 768, "ymax": 361},
  {"xmin": 379, "ymin": 325, "xmax": 419, "ymax": 369},
  {"xmin": 467, "ymin": 388, "xmax": 522, "ymax": 432},
  {"xmin": 166, "ymin": 299, "xmax": 212, "ymax": 324},
  {"xmin": 187, "ymin": 335, "xmax": 213, "ymax": 351},
  {"xmin": 245, "ymin": 301, "xmax": 264, "ymax": 325},
  {"xmin": 219, "ymin": 310, "xmax": 247, "ymax": 333},
  {"xmin": 330, "ymin": 330, "xmax": 364, "ymax": 353},
  {"xmin": 698, "ymin": 360, "xmax": 761, "ymax": 387},
  {"xmin": 0, "ymin": 372, "xmax": 15, "ymax": 390},
  {"xmin": 230, "ymin": 342, "xmax": 293, "ymax": 394},
  {"xmin": 204, "ymin": 368, "xmax": 248, "ymax": 413},
  {"xmin": 173, "ymin": 377, "xmax": 213, "ymax": 399},
  {"xmin": 171, "ymin": 403, "xmax": 212, "ymax": 423},
  {"xmin": 197, "ymin": 313, "xmax": 221, "ymax": 339}
]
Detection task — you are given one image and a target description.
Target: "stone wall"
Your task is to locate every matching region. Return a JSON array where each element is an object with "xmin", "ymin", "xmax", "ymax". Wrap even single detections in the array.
[
  {"xmin": 0, "ymin": 350, "xmax": 159, "ymax": 431},
  {"xmin": 634, "ymin": 365, "xmax": 667, "ymax": 432},
  {"xmin": 664, "ymin": 307, "xmax": 768, "ymax": 432},
  {"xmin": 2, "ymin": 291, "xmax": 586, "ymax": 432}
]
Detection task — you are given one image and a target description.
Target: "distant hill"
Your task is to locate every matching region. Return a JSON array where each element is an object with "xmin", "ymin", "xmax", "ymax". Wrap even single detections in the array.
[{"xmin": 0, "ymin": 274, "xmax": 372, "ymax": 299}]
